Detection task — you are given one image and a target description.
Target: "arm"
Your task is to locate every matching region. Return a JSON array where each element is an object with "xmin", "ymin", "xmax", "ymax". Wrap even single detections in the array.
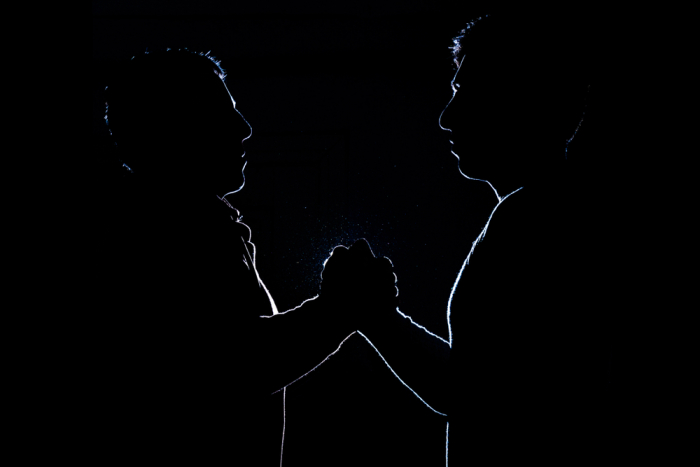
[
  {"xmin": 253, "ymin": 238, "xmax": 450, "ymax": 413},
  {"xmin": 253, "ymin": 240, "xmax": 393, "ymax": 395},
  {"xmin": 257, "ymin": 293, "xmax": 451, "ymax": 415},
  {"xmin": 282, "ymin": 239, "xmax": 450, "ymax": 413},
  {"xmin": 256, "ymin": 294, "xmax": 357, "ymax": 395},
  {"xmin": 357, "ymin": 307, "xmax": 451, "ymax": 415}
]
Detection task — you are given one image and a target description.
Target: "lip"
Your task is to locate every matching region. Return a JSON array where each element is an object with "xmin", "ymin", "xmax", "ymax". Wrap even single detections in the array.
[{"xmin": 449, "ymin": 142, "xmax": 460, "ymax": 159}]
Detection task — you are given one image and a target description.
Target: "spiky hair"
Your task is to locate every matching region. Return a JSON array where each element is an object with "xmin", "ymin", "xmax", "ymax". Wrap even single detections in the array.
[{"xmin": 449, "ymin": 16, "xmax": 486, "ymax": 68}]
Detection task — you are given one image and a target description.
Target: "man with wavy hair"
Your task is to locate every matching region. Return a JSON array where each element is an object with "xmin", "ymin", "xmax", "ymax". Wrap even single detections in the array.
[
  {"xmin": 353, "ymin": 9, "xmax": 614, "ymax": 465},
  {"xmin": 95, "ymin": 49, "xmax": 396, "ymax": 464}
]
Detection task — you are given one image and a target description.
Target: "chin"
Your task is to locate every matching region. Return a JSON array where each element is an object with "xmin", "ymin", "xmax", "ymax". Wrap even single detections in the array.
[
  {"xmin": 456, "ymin": 161, "xmax": 486, "ymax": 183},
  {"xmin": 459, "ymin": 171, "xmax": 487, "ymax": 183},
  {"xmin": 222, "ymin": 177, "xmax": 245, "ymax": 197}
]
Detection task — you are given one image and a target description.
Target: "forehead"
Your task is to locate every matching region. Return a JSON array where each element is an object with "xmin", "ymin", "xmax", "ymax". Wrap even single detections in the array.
[
  {"xmin": 219, "ymin": 80, "xmax": 236, "ymax": 108},
  {"xmin": 452, "ymin": 41, "xmax": 542, "ymax": 93},
  {"xmin": 451, "ymin": 52, "xmax": 503, "ymax": 87},
  {"xmin": 201, "ymin": 78, "xmax": 236, "ymax": 115}
]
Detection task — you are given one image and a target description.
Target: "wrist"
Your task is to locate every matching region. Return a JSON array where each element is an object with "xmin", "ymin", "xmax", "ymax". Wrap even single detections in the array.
[{"xmin": 358, "ymin": 301, "xmax": 399, "ymax": 340}]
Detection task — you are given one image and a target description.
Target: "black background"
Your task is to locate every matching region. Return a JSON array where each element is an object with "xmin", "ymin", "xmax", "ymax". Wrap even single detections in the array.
[
  {"xmin": 92, "ymin": 0, "xmax": 496, "ymax": 342},
  {"xmin": 91, "ymin": 2, "xmax": 623, "ymax": 465}
]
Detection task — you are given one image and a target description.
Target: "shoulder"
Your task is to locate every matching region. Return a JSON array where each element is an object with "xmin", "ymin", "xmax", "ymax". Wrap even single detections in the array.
[
  {"xmin": 474, "ymin": 189, "xmax": 530, "ymax": 262},
  {"xmin": 474, "ymin": 183, "xmax": 577, "ymax": 267}
]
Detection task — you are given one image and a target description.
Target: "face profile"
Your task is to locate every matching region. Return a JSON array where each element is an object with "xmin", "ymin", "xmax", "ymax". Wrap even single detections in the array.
[
  {"xmin": 439, "ymin": 15, "xmax": 589, "ymax": 196},
  {"xmin": 438, "ymin": 23, "xmax": 530, "ymax": 194},
  {"xmin": 98, "ymin": 48, "xmax": 407, "ymax": 466},
  {"xmin": 203, "ymin": 81, "xmax": 252, "ymax": 197},
  {"xmin": 106, "ymin": 49, "xmax": 252, "ymax": 198},
  {"xmin": 439, "ymin": 53, "xmax": 504, "ymax": 187}
]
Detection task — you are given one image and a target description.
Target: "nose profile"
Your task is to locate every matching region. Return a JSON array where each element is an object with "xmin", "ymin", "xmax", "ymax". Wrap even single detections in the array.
[
  {"xmin": 439, "ymin": 98, "xmax": 454, "ymax": 133},
  {"xmin": 237, "ymin": 109, "xmax": 252, "ymax": 144}
]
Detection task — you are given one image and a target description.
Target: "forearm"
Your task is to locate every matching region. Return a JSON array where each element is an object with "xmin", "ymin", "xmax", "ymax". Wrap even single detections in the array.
[
  {"xmin": 359, "ymin": 308, "xmax": 450, "ymax": 415},
  {"xmin": 258, "ymin": 295, "xmax": 357, "ymax": 394}
]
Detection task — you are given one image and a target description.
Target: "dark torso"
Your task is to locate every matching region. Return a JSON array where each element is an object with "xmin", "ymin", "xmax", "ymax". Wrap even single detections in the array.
[
  {"xmin": 91, "ymin": 189, "xmax": 280, "ymax": 463},
  {"xmin": 448, "ymin": 174, "xmax": 613, "ymax": 464}
]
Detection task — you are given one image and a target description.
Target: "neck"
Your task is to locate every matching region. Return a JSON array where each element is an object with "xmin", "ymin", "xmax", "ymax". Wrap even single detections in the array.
[
  {"xmin": 493, "ymin": 176, "xmax": 526, "ymax": 199},
  {"xmin": 493, "ymin": 149, "xmax": 568, "ymax": 198}
]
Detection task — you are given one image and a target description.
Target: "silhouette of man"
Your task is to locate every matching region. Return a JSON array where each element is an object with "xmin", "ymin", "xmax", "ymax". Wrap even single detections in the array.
[
  {"xmin": 94, "ymin": 49, "xmax": 395, "ymax": 464},
  {"xmin": 342, "ymin": 9, "xmax": 615, "ymax": 465}
]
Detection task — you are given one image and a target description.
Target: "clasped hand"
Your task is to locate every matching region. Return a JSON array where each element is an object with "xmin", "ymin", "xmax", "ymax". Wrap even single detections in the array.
[{"xmin": 319, "ymin": 239, "xmax": 398, "ymax": 333}]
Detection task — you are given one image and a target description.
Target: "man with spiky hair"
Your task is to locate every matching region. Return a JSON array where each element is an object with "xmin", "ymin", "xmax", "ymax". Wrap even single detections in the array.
[
  {"xmin": 95, "ymin": 49, "xmax": 396, "ymax": 464},
  {"xmin": 353, "ymin": 9, "xmax": 616, "ymax": 465}
]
